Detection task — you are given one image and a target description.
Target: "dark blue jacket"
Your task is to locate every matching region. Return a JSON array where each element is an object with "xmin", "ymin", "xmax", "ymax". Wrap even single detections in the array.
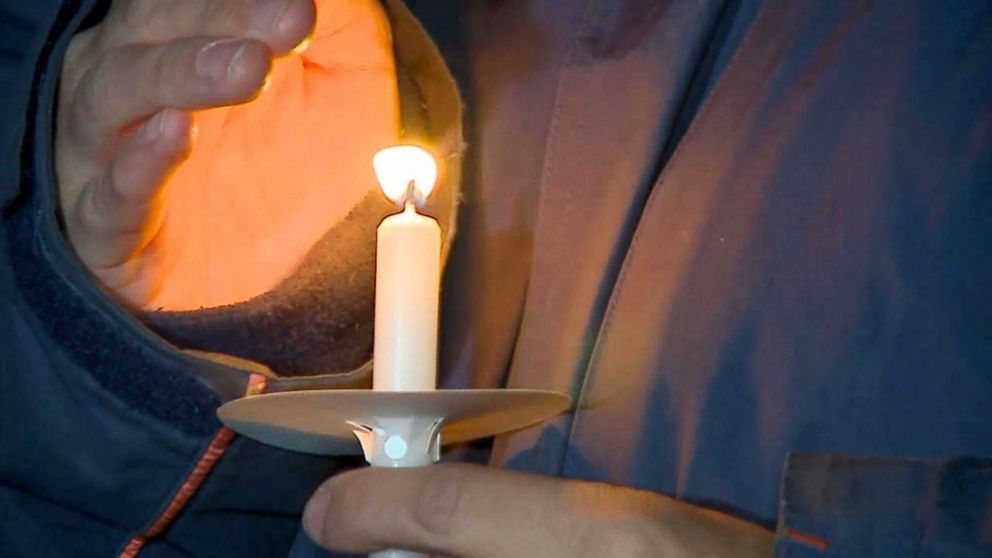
[
  {"xmin": 3, "ymin": 1, "xmax": 992, "ymax": 557},
  {"xmin": 0, "ymin": 1, "xmax": 384, "ymax": 556},
  {"xmin": 425, "ymin": 0, "xmax": 992, "ymax": 555}
]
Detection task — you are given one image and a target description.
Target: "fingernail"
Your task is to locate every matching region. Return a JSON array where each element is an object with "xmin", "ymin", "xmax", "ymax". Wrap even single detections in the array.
[
  {"xmin": 137, "ymin": 111, "xmax": 168, "ymax": 143},
  {"xmin": 196, "ymin": 39, "xmax": 249, "ymax": 81},
  {"xmin": 252, "ymin": 0, "xmax": 290, "ymax": 32},
  {"xmin": 290, "ymin": 35, "xmax": 311, "ymax": 55},
  {"xmin": 302, "ymin": 485, "xmax": 332, "ymax": 543}
]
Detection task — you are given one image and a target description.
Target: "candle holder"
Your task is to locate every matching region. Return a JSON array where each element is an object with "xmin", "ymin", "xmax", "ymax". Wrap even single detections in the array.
[
  {"xmin": 218, "ymin": 145, "xmax": 570, "ymax": 557},
  {"xmin": 218, "ymin": 387, "xmax": 570, "ymax": 558}
]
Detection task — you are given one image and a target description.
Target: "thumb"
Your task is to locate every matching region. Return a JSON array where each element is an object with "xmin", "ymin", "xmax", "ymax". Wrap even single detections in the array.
[{"xmin": 302, "ymin": 464, "xmax": 572, "ymax": 557}]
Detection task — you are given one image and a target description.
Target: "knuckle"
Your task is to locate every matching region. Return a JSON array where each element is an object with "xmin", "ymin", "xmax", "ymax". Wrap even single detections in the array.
[
  {"xmin": 147, "ymin": 46, "xmax": 179, "ymax": 91},
  {"xmin": 412, "ymin": 466, "xmax": 467, "ymax": 539},
  {"xmin": 106, "ymin": 161, "xmax": 134, "ymax": 203},
  {"xmin": 76, "ymin": 178, "xmax": 118, "ymax": 239},
  {"xmin": 71, "ymin": 58, "xmax": 114, "ymax": 129},
  {"xmin": 139, "ymin": 44, "xmax": 189, "ymax": 107},
  {"xmin": 72, "ymin": 186, "xmax": 102, "ymax": 234}
]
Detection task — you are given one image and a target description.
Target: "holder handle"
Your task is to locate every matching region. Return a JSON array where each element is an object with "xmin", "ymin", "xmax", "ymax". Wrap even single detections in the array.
[{"xmin": 351, "ymin": 416, "xmax": 444, "ymax": 558}]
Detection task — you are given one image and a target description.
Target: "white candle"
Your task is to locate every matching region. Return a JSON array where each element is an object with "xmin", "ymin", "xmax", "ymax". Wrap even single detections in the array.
[{"xmin": 372, "ymin": 146, "xmax": 440, "ymax": 392}]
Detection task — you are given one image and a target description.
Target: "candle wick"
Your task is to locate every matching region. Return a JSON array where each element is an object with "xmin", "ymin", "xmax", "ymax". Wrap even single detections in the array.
[{"xmin": 404, "ymin": 180, "xmax": 417, "ymax": 207}]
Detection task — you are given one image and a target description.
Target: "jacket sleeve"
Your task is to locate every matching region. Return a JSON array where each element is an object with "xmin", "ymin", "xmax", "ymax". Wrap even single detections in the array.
[
  {"xmin": 0, "ymin": 2, "xmax": 342, "ymax": 556},
  {"xmin": 0, "ymin": 0, "xmax": 75, "ymax": 209}
]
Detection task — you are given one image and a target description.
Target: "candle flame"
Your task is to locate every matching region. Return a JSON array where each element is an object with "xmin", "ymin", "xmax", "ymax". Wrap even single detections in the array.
[{"xmin": 373, "ymin": 145, "xmax": 438, "ymax": 207}]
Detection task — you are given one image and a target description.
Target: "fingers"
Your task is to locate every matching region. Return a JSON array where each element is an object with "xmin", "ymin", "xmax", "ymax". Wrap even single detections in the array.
[
  {"xmin": 65, "ymin": 0, "xmax": 318, "ymax": 156},
  {"xmin": 101, "ymin": 0, "xmax": 316, "ymax": 55},
  {"xmin": 68, "ymin": 109, "xmax": 194, "ymax": 271},
  {"xmin": 67, "ymin": 37, "xmax": 270, "ymax": 157},
  {"xmin": 303, "ymin": 464, "xmax": 776, "ymax": 558},
  {"xmin": 303, "ymin": 464, "xmax": 579, "ymax": 557}
]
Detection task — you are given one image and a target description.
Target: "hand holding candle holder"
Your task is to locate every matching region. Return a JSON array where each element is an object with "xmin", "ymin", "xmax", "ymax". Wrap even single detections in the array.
[{"xmin": 219, "ymin": 146, "xmax": 570, "ymax": 558}]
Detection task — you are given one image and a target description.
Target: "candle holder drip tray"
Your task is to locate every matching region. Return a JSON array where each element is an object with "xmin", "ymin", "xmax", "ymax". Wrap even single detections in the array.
[{"xmin": 218, "ymin": 389, "xmax": 571, "ymax": 457}]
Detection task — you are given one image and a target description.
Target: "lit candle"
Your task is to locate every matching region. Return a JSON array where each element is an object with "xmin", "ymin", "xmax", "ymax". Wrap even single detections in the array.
[{"xmin": 372, "ymin": 146, "xmax": 440, "ymax": 392}]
